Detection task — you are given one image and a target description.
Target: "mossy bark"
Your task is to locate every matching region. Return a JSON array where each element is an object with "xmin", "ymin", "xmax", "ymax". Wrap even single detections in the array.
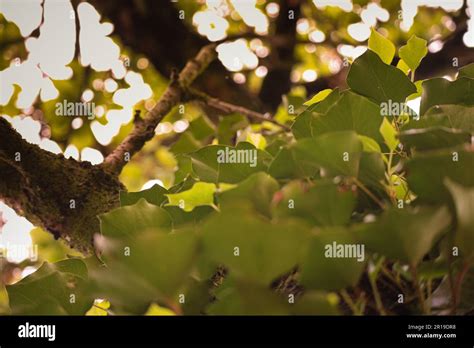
[{"xmin": 0, "ymin": 118, "xmax": 123, "ymax": 254}]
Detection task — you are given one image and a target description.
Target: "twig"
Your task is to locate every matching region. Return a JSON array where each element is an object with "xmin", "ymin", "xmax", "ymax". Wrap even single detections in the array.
[
  {"xmin": 340, "ymin": 289, "xmax": 361, "ymax": 315},
  {"xmin": 451, "ymin": 261, "xmax": 472, "ymax": 314},
  {"xmin": 186, "ymin": 88, "xmax": 291, "ymax": 131},
  {"xmin": 369, "ymin": 257, "xmax": 387, "ymax": 315},
  {"xmin": 353, "ymin": 178, "xmax": 386, "ymax": 210},
  {"xmin": 102, "ymin": 44, "xmax": 217, "ymax": 174},
  {"xmin": 411, "ymin": 266, "xmax": 428, "ymax": 314}
]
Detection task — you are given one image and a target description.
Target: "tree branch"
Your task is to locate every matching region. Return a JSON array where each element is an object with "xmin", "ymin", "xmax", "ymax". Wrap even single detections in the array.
[
  {"xmin": 0, "ymin": 118, "xmax": 123, "ymax": 253},
  {"xmin": 258, "ymin": 0, "xmax": 301, "ymax": 111},
  {"xmin": 186, "ymin": 88, "xmax": 291, "ymax": 131},
  {"xmin": 102, "ymin": 44, "xmax": 217, "ymax": 174}
]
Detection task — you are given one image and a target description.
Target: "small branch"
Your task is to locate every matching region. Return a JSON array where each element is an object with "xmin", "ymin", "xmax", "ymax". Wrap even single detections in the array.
[
  {"xmin": 102, "ymin": 44, "xmax": 217, "ymax": 174},
  {"xmin": 411, "ymin": 266, "xmax": 427, "ymax": 314},
  {"xmin": 451, "ymin": 261, "xmax": 472, "ymax": 314},
  {"xmin": 353, "ymin": 178, "xmax": 386, "ymax": 210},
  {"xmin": 186, "ymin": 88, "xmax": 291, "ymax": 131},
  {"xmin": 339, "ymin": 289, "xmax": 361, "ymax": 315}
]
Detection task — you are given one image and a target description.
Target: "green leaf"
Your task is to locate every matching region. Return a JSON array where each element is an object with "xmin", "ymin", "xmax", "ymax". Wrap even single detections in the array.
[
  {"xmin": 7, "ymin": 259, "xmax": 93, "ymax": 315},
  {"xmin": 368, "ymin": 28, "xmax": 395, "ymax": 65},
  {"xmin": 245, "ymin": 132, "xmax": 267, "ymax": 150},
  {"xmin": 445, "ymin": 179, "xmax": 474, "ymax": 258},
  {"xmin": 408, "ymin": 80, "xmax": 424, "ymax": 100},
  {"xmin": 358, "ymin": 135, "xmax": 382, "ymax": 153},
  {"xmin": 201, "ymin": 205, "xmax": 311, "ymax": 285},
  {"xmin": 0, "ymin": 283, "xmax": 9, "ymax": 315},
  {"xmin": 300, "ymin": 227, "xmax": 366, "ymax": 290},
  {"xmin": 398, "ymin": 35, "xmax": 428, "ymax": 72},
  {"xmin": 207, "ymin": 278, "xmax": 340, "ymax": 315},
  {"xmin": 145, "ymin": 303, "xmax": 176, "ymax": 315},
  {"xmin": 274, "ymin": 180, "xmax": 356, "ymax": 226},
  {"xmin": 93, "ymin": 229, "xmax": 199, "ymax": 313},
  {"xmin": 190, "ymin": 142, "xmax": 271, "ymax": 184},
  {"xmin": 291, "ymin": 111, "xmax": 314, "ymax": 139},
  {"xmin": 207, "ymin": 278, "xmax": 290, "ymax": 315},
  {"xmin": 180, "ymin": 277, "xmax": 214, "ymax": 315},
  {"xmin": 347, "ymin": 50, "xmax": 416, "ymax": 104},
  {"xmin": 292, "ymin": 89, "xmax": 342, "ymax": 139},
  {"xmin": 99, "ymin": 199, "xmax": 172, "ymax": 239},
  {"xmin": 399, "ymin": 127, "xmax": 471, "ymax": 152},
  {"xmin": 174, "ymin": 154, "xmax": 194, "ymax": 184},
  {"xmin": 188, "ymin": 115, "xmax": 216, "ymax": 140},
  {"xmin": 459, "ymin": 63, "xmax": 474, "ymax": 79},
  {"xmin": 420, "ymin": 77, "xmax": 474, "ymax": 115},
  {"xmin": 405, "ymin": 104, "xmax": 474, "ymax": 133},
  {"xmin": 268, "ymin": 146, "xmax": 316, "ymax": 179},
  {"xmin": 218, "ymin": 172, "xmax": 279, "ymax": 217},
  {"xmin": 304, "ymin": 89, "xmax": 332, "ymax": 106},
  {"xmin": 165, "ymin": 182, "xmax": 217, "ymax": 212},
  {"xmin": 85, "ymin": 299, "xmax": 110, "ymax": 316},
  {"xmin": 217, "ymin": 113, "xmax": 249, "ymax": 145},
  {"xmin": 168, "ymin": 175, "xmax": 197, "ymax": 193},
  {"xmin": 120, "ymin": 184, "xmax": 168, "ymax": 207},
  {"xmin": 170, "ymin": 132, "xmax": 202, "ymax": 154},
  {"xmin": 293, "ymin": 131, "xmax": 363, "ymax": 178},
  {"xmin": 406, "ymin": 148, "xmax": 474, "ymax": 204},
  {"xmin": 355, "ymin": 206, "xmax": 451, "ymax": 265},
  {"xmin": 163, "ymin": 206, "xmax": 215, "ymax": 229},
  {"xmin": 397, "ymin": 59, "xmax": 410, "ymax": 75},
  {"xmin": 310, "ymin": 91, "xmax": 385, "ymax": 143},
  {"xmin": 380, "ymin": 117, "xmax": 399, "ymax": 151},
  {"xmin": 358, "ymin": 151, "xmax": 385, "ymax": 188}
]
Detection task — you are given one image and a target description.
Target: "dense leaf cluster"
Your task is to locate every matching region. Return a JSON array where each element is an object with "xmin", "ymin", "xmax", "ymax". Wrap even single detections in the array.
[{"xmin": 6, "ymin": 32, "xmax": 474, "ymax": 316}]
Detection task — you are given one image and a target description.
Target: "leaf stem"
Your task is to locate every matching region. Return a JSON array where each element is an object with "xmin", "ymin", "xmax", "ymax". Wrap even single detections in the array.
[
  {"xmin": 369, "ymin": 275, "xmax": 386, "ymax": 315},
  {"xmin": 386, "ymin": 149, "xmax": 397, "ymax": 205},
  {"xmin": 411, "ymin": 265, "xmax": 428, "ymax": 314},
  {"xmin": 451, "ymin": 260, "xmax": 472, "ymax": 314},
  {"xmin": 340, "ymin": 289, "xmax": 361, "ymax": 315},
  {"xmin": 353, "ymin": 178, "xmax": 386, "ymax": 209},
  {"xmin": 369, "ymin": 257, "xmax": 387, "ymax": 315}
]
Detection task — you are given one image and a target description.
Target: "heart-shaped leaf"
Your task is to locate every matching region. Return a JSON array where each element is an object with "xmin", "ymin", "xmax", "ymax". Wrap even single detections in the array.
[
  {"xmin": 355, "ymin": 207, "xmax": 451, "ymax": 265},
  {"xmin": 347, "ymin": 50, "xmax": 416, "ymax": 104}
]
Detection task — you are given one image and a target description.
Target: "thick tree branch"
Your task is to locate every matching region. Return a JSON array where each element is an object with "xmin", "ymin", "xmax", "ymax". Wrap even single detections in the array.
[
  {"xmin": 0, "ymin": 118, "xmax": 123, "ymax": 253},
  {"xmin": 259, "ymin": 0, "xmax": 301, "ymax": 111},
  {"xmin": 102, "ymin": 44, "xmax": 217, "ymax": 174}
]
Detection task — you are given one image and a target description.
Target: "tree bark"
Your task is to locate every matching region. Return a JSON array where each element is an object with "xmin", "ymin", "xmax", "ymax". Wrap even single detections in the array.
[
  {"xmin": 258, "ymin": 0, "xmax": 301, "ymax": 111},
  {"xmin": 0, "ymin": 118, "xmax": 123, "ymax": 253}
]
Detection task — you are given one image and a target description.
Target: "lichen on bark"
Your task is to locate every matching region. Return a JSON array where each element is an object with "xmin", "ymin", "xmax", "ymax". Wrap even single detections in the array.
[{"xmin": 0, "ymin": 117, "xmax": 123, "ymax": 254}]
